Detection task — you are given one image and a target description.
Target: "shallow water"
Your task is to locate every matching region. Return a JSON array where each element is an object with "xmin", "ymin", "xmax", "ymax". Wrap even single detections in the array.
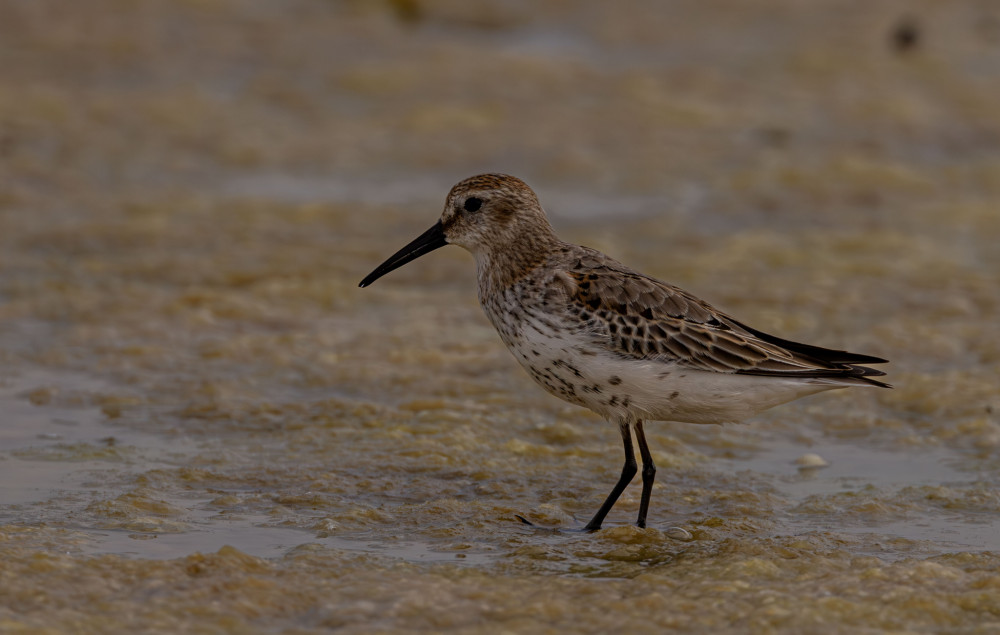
[{"xmin": 3, "ymin": 0, "xmax": 1000, "ymax": 632}]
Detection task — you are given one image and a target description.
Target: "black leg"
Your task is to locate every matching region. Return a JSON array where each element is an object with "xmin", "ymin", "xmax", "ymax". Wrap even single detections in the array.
[
  {"xmin": 634, "ymin": 420, "xmax": 656, "ymax": 528},
  {"xmin": 583, "ymin": 421, "xmax": 637, "ymax": 531}
]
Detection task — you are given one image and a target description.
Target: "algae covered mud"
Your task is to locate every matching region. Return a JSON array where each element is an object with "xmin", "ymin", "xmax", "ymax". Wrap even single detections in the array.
[{"xmin": 2, "ymin": 1, "xmax": 1000, "ymax": 632}]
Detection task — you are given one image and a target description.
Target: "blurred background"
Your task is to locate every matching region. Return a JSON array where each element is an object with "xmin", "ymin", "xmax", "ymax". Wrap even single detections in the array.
[{"xmin": 2, "ymin": 1, "xmax": 1000, "ymax": 632}]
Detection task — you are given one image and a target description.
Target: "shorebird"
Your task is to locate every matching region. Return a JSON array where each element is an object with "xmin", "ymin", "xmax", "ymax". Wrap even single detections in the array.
[{"xmin": 359, "ymin": 174, "xmax": 890, "ymax": 531}]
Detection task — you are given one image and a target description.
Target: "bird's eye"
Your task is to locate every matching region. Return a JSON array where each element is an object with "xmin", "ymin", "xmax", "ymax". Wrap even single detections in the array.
[{"xmin": 463, "ymin": 197, "xmax": 483, "ymax": 212}]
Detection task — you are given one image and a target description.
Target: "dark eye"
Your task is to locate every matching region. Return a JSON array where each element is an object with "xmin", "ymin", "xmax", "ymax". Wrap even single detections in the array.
[{"xmin": 463, "ymin": 197, "xmax": 483, "ymax": 212}]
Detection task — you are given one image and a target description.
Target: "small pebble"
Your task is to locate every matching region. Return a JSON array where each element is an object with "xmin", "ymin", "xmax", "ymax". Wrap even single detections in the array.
[{"xmin": 795, "ymin": 453, "xmax": 830, "ymax": 468}]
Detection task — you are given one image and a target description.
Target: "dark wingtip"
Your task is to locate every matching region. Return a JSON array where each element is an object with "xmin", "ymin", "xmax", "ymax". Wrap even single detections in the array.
[
  {"xmin": 847, "ymin": 364, "xmax": 893, "ymax": 388},
  {"xmin": 852, "ymin": 365, "xmax": 887, "ymax": 377},
  {"xmin": 868, "ymin": 379, "xmax": 893, "ymax": 389},
  {"xmin": 842, "ymin": 353, "xmax": 889, "ymax": 365},
  {"xmin": 731, "ymin": 319, "xmax": 890, "ymax": 366}
]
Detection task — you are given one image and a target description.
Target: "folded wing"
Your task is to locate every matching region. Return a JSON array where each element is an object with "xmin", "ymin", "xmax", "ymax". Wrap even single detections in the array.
[{"xmin": 553, "ymin": 249, "xmax": 890, "ymax": 387}]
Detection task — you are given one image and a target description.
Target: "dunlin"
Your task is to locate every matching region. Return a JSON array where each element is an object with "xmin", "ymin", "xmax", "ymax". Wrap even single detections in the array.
[{"xmin": 359, "ymin": 174, "xmax": 889, "ymax": 531}]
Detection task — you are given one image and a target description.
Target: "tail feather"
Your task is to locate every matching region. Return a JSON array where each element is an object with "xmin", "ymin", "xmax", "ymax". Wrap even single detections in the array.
[
  {"xmin": 734, "ymin": 320, "xmax": 888, "ymax": 366},
  {"xmin": 728, "ymin": 319, "xmax": 891, "ymax": 388},
  {"xmin": 736, "ymin": 365, "xmax": 891, "ymax": 388}
]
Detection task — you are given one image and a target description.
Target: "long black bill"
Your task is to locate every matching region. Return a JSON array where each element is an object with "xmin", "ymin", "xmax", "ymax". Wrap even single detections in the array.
[{"xmin": 358, "ymin": 220, "xmax": 448, "ymax": 288}]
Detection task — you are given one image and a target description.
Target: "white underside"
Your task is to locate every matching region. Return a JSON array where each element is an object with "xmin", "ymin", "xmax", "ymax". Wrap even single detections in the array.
[
  {"xmin": 506, "ymin": 317, "xmax": 863, "ymax": 425},
  {"xmin": 584, "ymin": 359, "xmax": 842, "ymax": 424}
]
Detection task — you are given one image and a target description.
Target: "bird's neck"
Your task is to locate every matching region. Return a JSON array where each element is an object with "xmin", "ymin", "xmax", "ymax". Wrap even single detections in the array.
[{"xmin": 474, "ymin": 228, "xmax": 560, "ymax": 297}]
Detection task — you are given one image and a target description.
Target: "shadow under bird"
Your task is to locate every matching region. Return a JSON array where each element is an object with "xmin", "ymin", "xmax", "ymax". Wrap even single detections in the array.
[{"xmin": 359, "ymin": 173, "xmax": 890, "ymax": 531}]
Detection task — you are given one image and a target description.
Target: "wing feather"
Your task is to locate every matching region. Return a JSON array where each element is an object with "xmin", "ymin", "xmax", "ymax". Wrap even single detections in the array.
[{"xmin": 555, "ymin": 249, "xmax": 889, "ymax": 386}]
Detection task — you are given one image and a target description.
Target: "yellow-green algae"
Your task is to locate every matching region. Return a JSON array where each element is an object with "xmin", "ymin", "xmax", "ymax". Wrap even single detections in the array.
[{"xmin": 1, "ymin": 0, "xmax": 1000, "ymax": 633}]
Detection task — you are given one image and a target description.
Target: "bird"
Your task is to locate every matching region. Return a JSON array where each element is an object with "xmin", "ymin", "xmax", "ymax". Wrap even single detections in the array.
[{"xmin": 358, "ymin": 173, "xmax": 890, "ymax": 531}]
